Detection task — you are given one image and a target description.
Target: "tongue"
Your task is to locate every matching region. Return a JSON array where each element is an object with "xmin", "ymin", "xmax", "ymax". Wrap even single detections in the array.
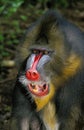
[{"xmin": 28, "ymin": 84, "xmax": 49, "ymax": 96}]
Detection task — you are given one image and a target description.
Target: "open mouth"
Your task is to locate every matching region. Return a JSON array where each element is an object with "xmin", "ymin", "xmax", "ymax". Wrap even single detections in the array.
[{"xmin": 28, "ymin": 83, "xmax": 49, "ymax": 97}]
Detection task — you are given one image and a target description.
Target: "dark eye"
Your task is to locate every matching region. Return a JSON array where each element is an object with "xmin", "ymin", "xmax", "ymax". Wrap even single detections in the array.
[
  {"xmin": 43, "ymin": 50, "xmax": 49, "ymax": 55},
  {"xmin": 32, "ymin": 49, "xmax": 40, "ymax": 54},
  {"xmin": 43, "ymin": 50, "xmax": 54, "ymax": 55}
]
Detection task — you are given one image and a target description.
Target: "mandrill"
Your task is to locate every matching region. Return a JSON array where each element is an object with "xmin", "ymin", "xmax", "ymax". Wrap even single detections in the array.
[{"xmin": 11, "ymin": 10, "xmax": 84, "ymax": 130}]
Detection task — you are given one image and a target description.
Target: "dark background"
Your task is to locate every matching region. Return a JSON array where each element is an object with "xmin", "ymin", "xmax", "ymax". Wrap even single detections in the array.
[{"xmin": 0, "ymin": 0, "xmax": 84, "ymax": 130}]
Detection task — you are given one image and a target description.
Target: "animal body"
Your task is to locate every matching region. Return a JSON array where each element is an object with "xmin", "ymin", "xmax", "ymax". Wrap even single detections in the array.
[{"xmin": 11, "ymin": 10, "xmax": 84, "ymax": 130}]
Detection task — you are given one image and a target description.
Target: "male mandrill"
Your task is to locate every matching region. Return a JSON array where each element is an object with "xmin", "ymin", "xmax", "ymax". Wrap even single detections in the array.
[{"xmin": 11, "ymin": 10, "xmax": 84, "ymax": 130}]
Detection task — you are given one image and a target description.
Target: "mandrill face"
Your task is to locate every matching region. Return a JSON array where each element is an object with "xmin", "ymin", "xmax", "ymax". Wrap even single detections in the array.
[{"xmin": 25, "ymin": 48, "xmax": 51, "ymax": 97}]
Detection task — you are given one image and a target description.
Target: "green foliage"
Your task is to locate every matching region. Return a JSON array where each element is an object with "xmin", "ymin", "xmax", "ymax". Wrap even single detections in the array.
[
  {"xmin": 32, "ymin": 0, "xmax": 70, "ymax": 8},
  {"xmin": 0, "ymin": 43, "xmax": 9, "ymax": 59},
  {"xmin": 0, "ymin": 0, "xmax": 24, "ymax": 17},
  {"xmin": 55, "ymin": 0, "xmax": 69, "ymax": 8},
  {"xmin": 20, "ymin": 15, "xmax": 27, "ymax": 21},
  {"xmin": 0, "ymin": 19, "xmax": 24, "ymax": 60},
  {"xmin": 0, "ymin": 34, "xmax": 4, "ymax": 42},
  {"xmin": 0, "ymin": 0, "xmax": 77, "ymax": 17}
]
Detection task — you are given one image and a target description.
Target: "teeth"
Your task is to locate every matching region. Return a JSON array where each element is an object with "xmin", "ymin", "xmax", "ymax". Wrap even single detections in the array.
[
  {"xmin": 32, "ymin": 83, "xmax": 34, "ymax": 86},
  {"xmin": 29, "ymin": 82, "xmax": 49, "ymax": 88},
  {"xmin": 30, "ymin": 83, "xmax": 47, "ymax": 89}
]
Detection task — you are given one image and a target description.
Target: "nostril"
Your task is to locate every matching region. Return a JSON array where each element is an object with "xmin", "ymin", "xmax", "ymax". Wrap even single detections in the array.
[
  {"xmin": 26, "ymin": 70, "xmax": 40, "ymax": 81},
  {"xmin": 33, "ymin": 72, "xmax": 37, "ymax": 76},
  {"xmin": 28, "ymin": 71, "xmax": 31, "ymax": 76}
]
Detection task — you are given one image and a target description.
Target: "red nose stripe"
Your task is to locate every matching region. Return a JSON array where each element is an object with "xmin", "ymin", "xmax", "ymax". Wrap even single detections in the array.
[
  {"xmin": 26, "ymin": 53, "xmax": 42, "ymax": 81},
  {"xmin": 31, "ymin": 53, "xmax": 42, "ymax": 70}
]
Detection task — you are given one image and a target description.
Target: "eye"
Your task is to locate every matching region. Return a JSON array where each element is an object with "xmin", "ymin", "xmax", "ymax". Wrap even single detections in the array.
[
  {"xmin": 31, "ymin": 49, "xmax": 40, "ymax": 54},
  {"xmin": 43, "ymin": 50, "xmax": 49, "ymax": 55},
  {"xmin": 43, "ymin": 50, "xmax": 54, "ymax": 55}
]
